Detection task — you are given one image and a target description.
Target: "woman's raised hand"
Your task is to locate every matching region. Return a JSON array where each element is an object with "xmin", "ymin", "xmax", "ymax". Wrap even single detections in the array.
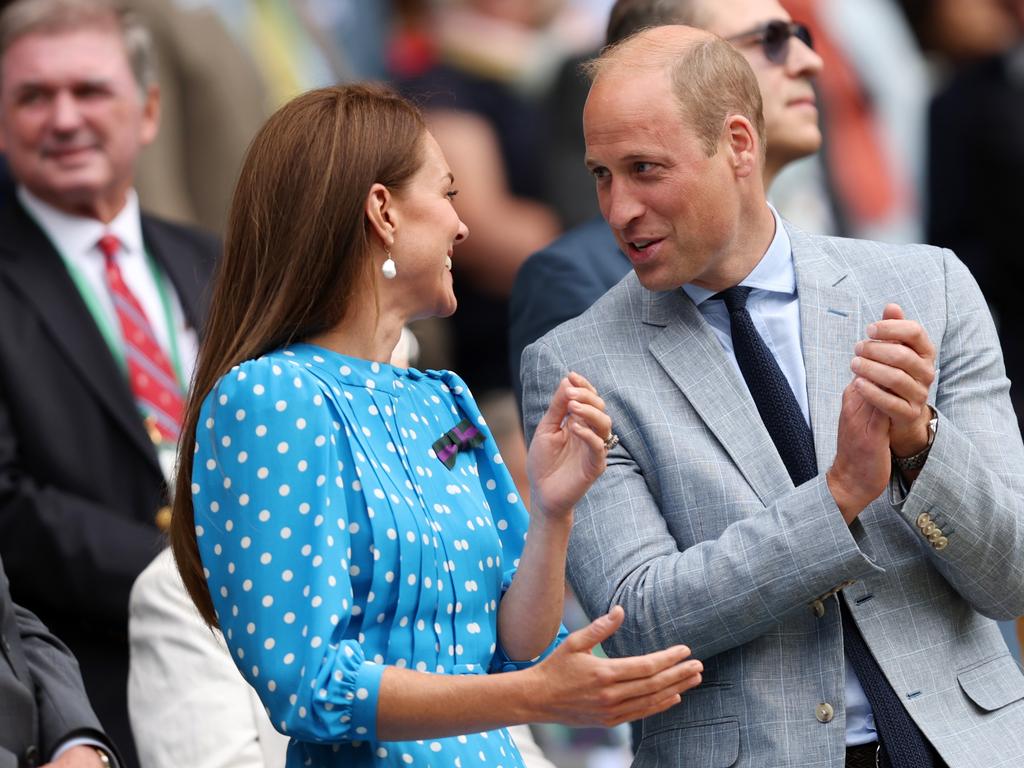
[
  {"xmin": 527, "ymin": 372, "xmax": 612, "ymax": 521},
  {"xmin": 524, "ymin": 606, "xmax": 702, "ymax": 727}
]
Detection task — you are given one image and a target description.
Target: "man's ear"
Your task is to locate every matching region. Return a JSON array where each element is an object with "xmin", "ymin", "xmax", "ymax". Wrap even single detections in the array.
[
  {"xmin": 139, "ymin": 84, "xmax": 160, "ymax": 147},
  {"xmin": 723, "ymin": 114, "xmax": 758, "ymax": 179},
  {"xmin": 365, "ymin": 183, "xmax": 397, "ymax": 247}
]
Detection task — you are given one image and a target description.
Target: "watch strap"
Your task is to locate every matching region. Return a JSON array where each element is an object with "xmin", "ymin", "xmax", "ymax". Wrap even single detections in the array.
[{"xmin": 892, "ymin": 405, "xmax": 938, "ymax": 471}]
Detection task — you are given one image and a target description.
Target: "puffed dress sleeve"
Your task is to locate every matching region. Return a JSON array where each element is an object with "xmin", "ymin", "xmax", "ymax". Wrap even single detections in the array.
[
  {"xmin": 191, "ymin": 358, "xmax": 385, "ymax": 744},
  {"xmin": 442, "ymin": 372, "xmax": 568, "ymax": 673}
]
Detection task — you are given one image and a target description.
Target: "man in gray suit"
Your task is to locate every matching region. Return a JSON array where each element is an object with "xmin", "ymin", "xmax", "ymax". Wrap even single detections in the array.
[
  {"xmin": 522, "ymin": 25, "xmax": 1024, "ymax": 768},
  {"xmin": 1, "ymin": 554, "xmax": 118, "ymax": 767}
]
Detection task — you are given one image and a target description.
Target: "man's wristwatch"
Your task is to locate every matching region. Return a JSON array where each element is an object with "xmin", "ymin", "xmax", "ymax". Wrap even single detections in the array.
[
  {"xmin": 892, "ymin": 405, "xmax": 938, "ymax": 472},
  {"xmin": 94, "ymin": 748, "xmax": 111, "ymax": 767}
]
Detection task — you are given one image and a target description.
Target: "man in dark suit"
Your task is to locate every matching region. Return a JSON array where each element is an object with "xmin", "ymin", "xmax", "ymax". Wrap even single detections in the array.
[
  {"xmin": 0, "ymin": 1, "xmax": 217, "ymax": 765},
  {"xmin": 509, "ymin": 0, "xmax": 824, "ymax": 405},
  {"xmin": 1, "ymin": 555, "xmax": 118, "ymax": 768}
]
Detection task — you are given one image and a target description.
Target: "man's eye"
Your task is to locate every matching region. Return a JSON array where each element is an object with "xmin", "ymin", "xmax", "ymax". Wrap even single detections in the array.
[
  {"xmin": 634, "ymin": 162, "xmax": 655, "ymax": 173},
  {"xmin": 17, "ymin": 91, "xmax": 46, "ymax": 105},
  {"xmin": 591, "ymin": 167, "xmax": 609, "ymax": 180},
  {"xmin": 75, "ymin": 86, "xmax": 108, "ymax": 99}
]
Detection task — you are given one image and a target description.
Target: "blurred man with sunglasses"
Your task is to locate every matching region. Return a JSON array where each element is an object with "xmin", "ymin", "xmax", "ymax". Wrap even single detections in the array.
[{"xmin": 509, "ymin": 0, "xmax": 823, "ymax": 402}]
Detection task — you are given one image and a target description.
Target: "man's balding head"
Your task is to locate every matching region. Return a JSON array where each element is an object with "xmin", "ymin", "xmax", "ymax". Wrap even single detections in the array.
[
  {"xmin": 601, "ymin": 0, "xmax": 822, "ymax": 184},
  {"xmin": 587, "ymin": 25, "xmax": 765, "ymax": 162}
]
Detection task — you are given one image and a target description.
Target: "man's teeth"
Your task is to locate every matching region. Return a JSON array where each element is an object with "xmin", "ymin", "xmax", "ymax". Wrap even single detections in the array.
[
  {"xmin": 634, "ymin": 240, "xmax": 653, "ymax": 251},
  {"xmin": 445, "ymin": 255, "xmax": 453, "ymax": 270}
]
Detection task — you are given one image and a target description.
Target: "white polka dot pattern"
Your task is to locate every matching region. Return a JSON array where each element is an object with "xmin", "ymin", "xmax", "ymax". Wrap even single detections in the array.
[{"xmin": 193, "ymin": 344, "xmax": 563, "ymax": 767}]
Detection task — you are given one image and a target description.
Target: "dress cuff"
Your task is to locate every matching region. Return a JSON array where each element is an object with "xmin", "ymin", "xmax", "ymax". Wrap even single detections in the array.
[{"xmin": 349, "ymin": 660, "xmax": 385, "ymax": 742}]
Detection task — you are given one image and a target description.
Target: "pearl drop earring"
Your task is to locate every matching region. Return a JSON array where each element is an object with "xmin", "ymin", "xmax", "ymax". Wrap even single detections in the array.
[{"xmin": 382, "ymin": 246, "xmax": 397, "ymax": 280}]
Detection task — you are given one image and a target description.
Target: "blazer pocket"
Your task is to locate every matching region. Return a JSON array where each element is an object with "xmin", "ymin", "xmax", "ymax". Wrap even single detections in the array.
[
  {"xmin": 957, "ymin": 653, "xmax": 1024, "ymax": 711},
  {"xmin": 635, "ymin": 717, "xmax": 739, "ymax": 767}
]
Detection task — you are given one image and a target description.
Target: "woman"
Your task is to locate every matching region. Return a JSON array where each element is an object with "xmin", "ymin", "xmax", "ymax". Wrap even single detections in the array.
[{"xmin": 170, "ymin": 84, "xmax": 702, "ymax": 767}]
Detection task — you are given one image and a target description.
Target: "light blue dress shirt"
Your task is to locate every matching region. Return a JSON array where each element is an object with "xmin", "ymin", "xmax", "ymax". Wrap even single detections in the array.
[{"xmin": 683, "ymin": 205, "xmax": 877, "ymax": 747}]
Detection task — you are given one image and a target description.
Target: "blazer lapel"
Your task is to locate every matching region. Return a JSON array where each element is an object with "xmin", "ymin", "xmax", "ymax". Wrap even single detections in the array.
[
  {"xmin": 788, "ymin": 224, "xmax": 862, "ymax": 471},
  {"xmin": 0, "ymin": 202, "xmax": 161, "ymax": 470},
  {"xmin": 645, "ymin": 287, "xmax": 793, "ymax": 506}
]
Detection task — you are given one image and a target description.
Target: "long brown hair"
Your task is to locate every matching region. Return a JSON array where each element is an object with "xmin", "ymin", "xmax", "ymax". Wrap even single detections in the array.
[{"xmin": 170, "ymin": 84, "xmax": 426, "ymax": 626}]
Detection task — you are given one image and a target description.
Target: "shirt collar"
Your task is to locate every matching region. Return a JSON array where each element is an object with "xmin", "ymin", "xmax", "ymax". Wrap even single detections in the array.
[
  {"xmin": 682, "ymin": 203, "xmax": 794, "ymax": 307},
  {"xmin": 17, "ymin": 186, "xmax": 144, "ymax": 262}
]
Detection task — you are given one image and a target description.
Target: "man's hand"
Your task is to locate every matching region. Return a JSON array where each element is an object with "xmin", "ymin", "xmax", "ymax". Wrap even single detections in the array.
[
  {"xmin": 849, "ymin": 304, "xmax": 936, "ymax": 457},
  {"xmin": 828, "ymin": 379, "xmax": 891, "ymax": 523},
  {"xmin": 42, "ymin": 745, "xmax": 107, "ymax": 768}
]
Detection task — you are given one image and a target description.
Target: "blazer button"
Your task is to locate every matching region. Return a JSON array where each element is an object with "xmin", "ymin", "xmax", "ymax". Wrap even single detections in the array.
[
  {"xmin": 24, "ymin": 744, "xmax": 40, "ymax": 767},
  {"xmin": 916, "ymin": 512, "xmax": 931, "ymax": 529},
  {"xmin": 812, "ymin": 599, "xmax": 826, "ymax": 618},
  {"xmin": 934, "ymin": 536, "xmax": 949, "ymax": 550},
  {"xmin": 816, "ymin": 702, "xmax": 835, "ymax": 723}
]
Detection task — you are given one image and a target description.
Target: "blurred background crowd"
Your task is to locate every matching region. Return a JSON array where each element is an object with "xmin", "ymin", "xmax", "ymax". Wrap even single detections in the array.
[{"xmin": 2, "ymin": 0, "xmax": 1022, "ymax": 765}]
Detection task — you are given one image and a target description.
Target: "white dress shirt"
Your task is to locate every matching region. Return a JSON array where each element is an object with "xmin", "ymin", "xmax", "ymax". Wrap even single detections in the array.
[{"xmin": 17, "ymin": 187, "xmax": 198, "ymax": 385}]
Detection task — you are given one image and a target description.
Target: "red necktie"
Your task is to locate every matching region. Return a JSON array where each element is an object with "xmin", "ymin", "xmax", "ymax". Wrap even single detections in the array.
[{"xmin": 98, "ymin": 234, "xmax": 184, "ymax": 444}]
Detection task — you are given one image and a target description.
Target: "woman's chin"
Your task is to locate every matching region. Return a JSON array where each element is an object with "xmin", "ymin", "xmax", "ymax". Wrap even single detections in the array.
[{"xmin": 438, "ymin": 295, "xmax": 458, "ymax": 318}]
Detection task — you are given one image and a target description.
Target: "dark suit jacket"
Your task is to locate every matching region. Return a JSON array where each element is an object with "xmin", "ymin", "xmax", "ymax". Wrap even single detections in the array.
[
  {"xmin": 0, "ymin": 554, "xmax": 118, "ymax": 768},
  {"xmin": 508, "ymin": 216, "xmax": 630, "ymax": 407},
  {"xmin": 0, "ymin": 199, "xmax": 217, "ymax": 767}
]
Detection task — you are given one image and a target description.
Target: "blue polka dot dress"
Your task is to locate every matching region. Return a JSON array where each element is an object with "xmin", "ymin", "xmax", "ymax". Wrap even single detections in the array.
[{"xmin": 191, "ymin": 344, "xmax": 564, "ymax": 767}]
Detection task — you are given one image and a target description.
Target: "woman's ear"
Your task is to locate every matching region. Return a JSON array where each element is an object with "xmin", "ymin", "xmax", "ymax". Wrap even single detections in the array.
[{"xmin": 365, "ymin": 183, "xmax": 397, "ymax": 247}]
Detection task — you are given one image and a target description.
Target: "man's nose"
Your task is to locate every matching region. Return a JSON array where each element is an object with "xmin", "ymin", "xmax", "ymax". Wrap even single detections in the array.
[
  {"xmin": 787, "ymin": 35, "xmax": 823, "ymax": 78},
  {"xmin": 602, "ymin": 179, "xmax": 644, "ymax": 231},
  {"xmin": 51, "ymin": 90, "xmax": 84, "ymax": 132}
]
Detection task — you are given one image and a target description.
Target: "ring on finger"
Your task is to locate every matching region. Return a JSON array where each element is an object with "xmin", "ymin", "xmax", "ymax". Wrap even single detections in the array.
[{"xmin": 603, "ymin": 433, "xmax": 619, "ymax": 451}]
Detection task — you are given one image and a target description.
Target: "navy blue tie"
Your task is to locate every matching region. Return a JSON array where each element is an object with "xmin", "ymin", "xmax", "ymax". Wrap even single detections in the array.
[
  {"xmin": 716, "ymin": 285, "xmax": 936, "ymax": 768},
  {"xmin": 717, "ymin": 286, "xmax": 816, "ymax": 485}
]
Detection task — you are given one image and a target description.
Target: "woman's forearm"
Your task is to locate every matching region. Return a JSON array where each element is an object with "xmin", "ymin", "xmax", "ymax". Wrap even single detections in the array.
[
  {"xmin": 495, "ymin": 513, "xmax": 572, "ymax": 661},
  {"xmin": 376, "ymin": 666, "xmax": 535, "ymax": 740}
]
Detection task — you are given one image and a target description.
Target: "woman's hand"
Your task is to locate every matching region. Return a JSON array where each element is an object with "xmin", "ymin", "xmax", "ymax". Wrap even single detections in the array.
[
  {"xmin": 525, "ymin": 606, "xmax": 703, "ymax": 727},
  {"xmin": 527, "ymin": 372, "xmax": 611, "ymax": 521}
]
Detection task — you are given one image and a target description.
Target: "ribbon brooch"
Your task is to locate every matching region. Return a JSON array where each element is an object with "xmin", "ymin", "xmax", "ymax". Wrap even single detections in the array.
[{"xmin": 432, "ymin": 418, "xmax": 486, "ymax": 470}]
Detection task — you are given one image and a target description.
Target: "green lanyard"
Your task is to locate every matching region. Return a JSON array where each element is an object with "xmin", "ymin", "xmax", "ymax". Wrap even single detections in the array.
[{"xmin": 56, "ymin": 246, "xmax": 187, "ymax": 391}]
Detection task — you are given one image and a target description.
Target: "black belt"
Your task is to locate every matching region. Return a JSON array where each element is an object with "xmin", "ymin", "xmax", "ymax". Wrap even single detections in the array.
[{"xmin": 846, "ymin": 742, "xmax": 885, "ymax": 768}]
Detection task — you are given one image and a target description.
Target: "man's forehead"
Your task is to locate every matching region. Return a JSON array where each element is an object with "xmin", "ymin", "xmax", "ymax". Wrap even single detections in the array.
[
  {"xmin": 2, "ymin": 28, "xmax": 129, "ymax": 85},
  {"xmin": 584, "ymin": 66, "xmax": 673, "ymax": 126},
  {"xmin": 700, "ymin": 0, "xmax": 791, "ymax": 37},
  {"xmin": 584, "ymin": 85, "xmax": 685, "ymax": 163}
]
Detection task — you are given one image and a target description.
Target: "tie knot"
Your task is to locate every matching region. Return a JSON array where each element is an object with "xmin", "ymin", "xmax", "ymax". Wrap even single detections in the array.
[
  {"xmin": 714, "ymin": 285, "xmax": 752, "ymax": 313},
  {"xmin": 97, "ymin": 234, "xmax": 120, "ymax": 261}
]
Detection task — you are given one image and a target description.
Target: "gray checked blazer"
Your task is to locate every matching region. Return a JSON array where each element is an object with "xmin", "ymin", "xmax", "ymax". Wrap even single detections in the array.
[{"xmin": 521, "ymin": 223, "xmax": 1024, "ymax": 767}]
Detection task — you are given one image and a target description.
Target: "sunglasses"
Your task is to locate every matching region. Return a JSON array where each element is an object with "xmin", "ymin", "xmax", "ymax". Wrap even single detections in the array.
[{"xmin": 726, "ymin": 20, "xmax": 814, "ymax": 64}]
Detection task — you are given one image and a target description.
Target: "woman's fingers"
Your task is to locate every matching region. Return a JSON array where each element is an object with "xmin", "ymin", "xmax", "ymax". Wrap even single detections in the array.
[
  {"xmin": 567, "ymin": 370, "xmax": 598, "ymax": 395},
  {"xmin": 594, "ymin": 667, "xmax": 704, "ymax": 726},
  {"xmin": 601, "ymin": 658, "xmax": 704, "ymax": 702},
  {"xmin": 569, "ymin": 419, "xmax": 607, "ymax": 458},
  {"xmin": 562, "ymin": 606, "xmax": 626, "ymax": 653},
  {"xmin": 601, "ymin": 643, "xmax": 693, "ymax": 680},
  {"xmin": 569, "ymin": 403, "xmax": 606, "ymax": 444}
]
